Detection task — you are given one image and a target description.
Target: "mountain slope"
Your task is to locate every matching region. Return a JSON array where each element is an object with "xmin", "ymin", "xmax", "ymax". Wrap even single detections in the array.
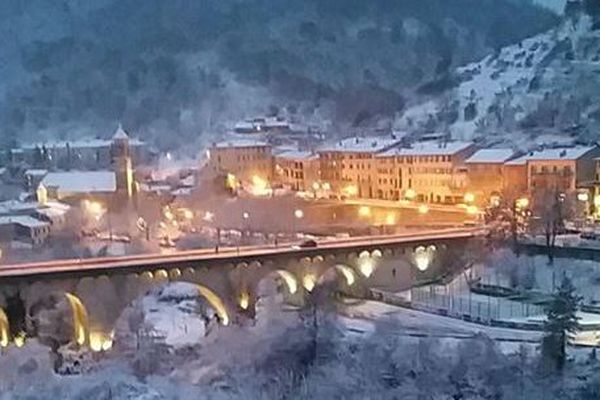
[
  {"xmin": 0, "ymin": 0, "xmax": 558, "ymax": 149},
  {"xmin": 397, "ymin": 7, "xmax": 600, "ymax": 148}
]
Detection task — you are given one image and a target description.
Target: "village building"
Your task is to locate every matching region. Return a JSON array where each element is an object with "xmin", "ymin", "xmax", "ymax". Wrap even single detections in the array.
[
  {"xmin": 273, "ymin": 149, "xmax": 320, "ymax": 192},
  {"xmin": 205, "ymin": 139, "xmax": 274, "ymax": 186},
  {"xmin": 317, "ymin": 137, "xmax": 403, "ymax": 199},
  {"xmin": 377, "ymin": 141, "xmax": 477, "ymax": 204},
  {"xmin": 465, "ymin": 149, "xmax": 516, "ymax": 205}
]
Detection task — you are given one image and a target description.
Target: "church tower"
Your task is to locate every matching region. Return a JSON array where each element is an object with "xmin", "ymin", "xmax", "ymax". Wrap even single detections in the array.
[{"xmin": 111, "ymin": 123, "xmax": 134, "ymax": 199}]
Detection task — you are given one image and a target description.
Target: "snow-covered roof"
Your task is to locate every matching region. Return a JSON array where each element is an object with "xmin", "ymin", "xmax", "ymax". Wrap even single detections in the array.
[
  {"xmin": 465, "ymin": 149, "xmax": 515, "ymax": 164},
  {"xmin": 0, "ymin": 201, "xmax": 38, "ymax": 215},
  {"xmin": 0, "ymin": 215, "xmax": 49, "ymax": 229},
  {"xmin": 275, "ymin": 149, "xmax": 317, "ymax": 160},
  {"xmin": 507, "ymin": 146, "xmax": 598, "ymax": 164},
  {"xmin": 319, "ymin": 137, "xmax": 401, "ymax": 153},
  {"xmin": 379, "ymin": 141, "xmax": 475, "ymax": 157},
  {"xmin": 41, "ymin": 171, "xmax": 116, "ymax": 193},
  {"xmin": 212, "ymin": 139, "xmax": 270, "ymax": 149},
  {"xmin": 19, "ymin": 137, "xmax": 144, "ymax": 150},
  {"xmin": 25, "ymin": 169, "xmax": 48, "ymax": 176},
  {"xmin": 113, "ymin": 123, "xmax": 129, "ymax": 140}
]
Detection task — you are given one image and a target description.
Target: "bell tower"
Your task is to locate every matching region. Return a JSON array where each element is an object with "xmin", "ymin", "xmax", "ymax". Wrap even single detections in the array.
[{"xmin": 111, "ymin": 123, "xmax": 133, "ymax": 198}]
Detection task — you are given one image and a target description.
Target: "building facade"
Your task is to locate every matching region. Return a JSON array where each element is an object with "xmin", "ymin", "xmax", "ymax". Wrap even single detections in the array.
[
  {"xmin": 465, "ymin": 149, "xmax": 516, "ymax": 205},
  {"xmin": 274, "ymin": 150, "xmax": 320, "ymax": 192},
  {"xmin": 206, "ymin": 140, "xmax": 273, "ymax": 185}
]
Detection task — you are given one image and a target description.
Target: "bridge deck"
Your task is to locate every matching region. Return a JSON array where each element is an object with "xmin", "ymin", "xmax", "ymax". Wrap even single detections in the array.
[{"xmin": 0, "ymin": 228, "xmax": 484, "ymax": 279}]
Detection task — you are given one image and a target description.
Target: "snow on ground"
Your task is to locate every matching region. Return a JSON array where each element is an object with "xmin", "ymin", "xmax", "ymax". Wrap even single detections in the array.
[
  {"xmin": 341, "ymin": 300, "xmax": 542, "ymax": 344},
  {"xmin": 138, "ymin": 282, "xmax": 218, "ymax": 348}
]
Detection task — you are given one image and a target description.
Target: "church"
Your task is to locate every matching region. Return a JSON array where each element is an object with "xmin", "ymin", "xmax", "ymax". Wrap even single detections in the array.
[{"xmin": 37, "ymin": 125, "xmax": 136, "ymax": 209}]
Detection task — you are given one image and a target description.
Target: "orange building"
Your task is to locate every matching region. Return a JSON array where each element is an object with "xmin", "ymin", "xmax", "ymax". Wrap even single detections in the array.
[{"xmin": 465, "ymin": 149, "xmax": 515, "ymax": 205}]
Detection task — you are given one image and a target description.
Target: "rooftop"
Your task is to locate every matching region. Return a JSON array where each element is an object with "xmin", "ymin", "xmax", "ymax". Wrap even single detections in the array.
[
  {"xmin": 275, "ymin": 149, "xmax": 317, "ymax": 160},
  {"xmin": 319, "ymin": 136, "xmax": 402, "ymax": 153},
  {"xmin": 465, "ymin": 149, "xmax": 515, "ymax": 164},
  {"xmin": 113, "ymin": 123, "xmax": 130, "ymax": 140},
  {"xmin": 41, "ymin": 171, "xmax": 117, "ymax": 193},
  {"xmin": 212, "ymin": 139, "xmax": 270, "ymax": 149},
  {"xmin": 0, "ymin": 215, "xmax": 50, "ymax": 229},
  {"xmin": 506, "ymin": 146, "xmax": 598, "ymax": 165},
  {"xmin": 16, "ymin": 137, "xmax": 144, "ymax": 151},
  {"xmin": 379, "ymin": 141, "xmax": 475, "ymax": 157}
]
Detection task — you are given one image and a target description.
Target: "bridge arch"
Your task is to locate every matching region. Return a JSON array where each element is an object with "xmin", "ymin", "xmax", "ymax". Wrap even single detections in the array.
[{"xmin": 0, "ymin": 307, "xmax": 9, "ymax": 348}]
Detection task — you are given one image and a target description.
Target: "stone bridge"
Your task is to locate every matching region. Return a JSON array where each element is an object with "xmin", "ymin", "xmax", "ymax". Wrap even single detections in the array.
[{"xmin": 0, "ymin": 229, "xmax": 484, "ymax": 352}]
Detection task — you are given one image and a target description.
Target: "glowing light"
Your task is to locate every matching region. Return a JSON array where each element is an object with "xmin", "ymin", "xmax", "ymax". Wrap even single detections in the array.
[
  {"xmin": 358, "ymin": 206, "xmax": 371, "ymax": 217},
  {"xmin": 466, "ymin": 205, "xmax": 479, "ymax": 215},
  {"xmin": 385, "ymin": 213, "xmax": 396, "ymax": 225},
  {"xmin": 322, "ymin": 182, "xmax": 331, "ymax": 191},
  {"xmin": 242, "ymin": 212, "xmax": 250, "ymax": 220},
  {"xmin": 248, "ymin": 175, "xmax": 271, "ymax": 196},
  {"xmin": 89, "ymin": 331, "xmax": 114, "ymax": 353},
  {"xmin": 335, "ymin": 265, "xmax": 356, "ymax": 286},
  {"xmin": 490, "ymin": 195, "xmax": 501, "ymax": 208},
  {"xmin": 13, "ymin": 332, "xmax": 26, "ymax": 348},
  {"xmin": 203, "ymin": 211, "xmax": 215, "ymax": 222},
  {"xmin": 515, "ymin": 197, "xmax": 529, "ymax": 209},
  {"xmin": 414, "ymin": 245, "xmax": 434, "ymax": 271},
  {"xmin": 294, "ymin": 209, "xmax": 304, "ymax": 219},
  {"xmin": 170, "ymin": 268, "xmax": 182, "ymax": 279},
  {"xmin": 358, "ymin": 258, "xmax": 374, "ymax": 278},
  {"xmin": 418, "ymin": 204, "xmax": 429, "ymax": 214},
  {"xmin": 196, "ymin": 285, "xmax": 230, "ymax": 326},
  {"xmin": 276, "ymin": 270, "xmax": 298, "ymax": 294},
  {"xmin": 312, "ymin": 182, "xmax": 320, "ymax": 191},
  {"xmin": 404, "ymin": 189, "xmax": 416, "ymax": 200},
  {"xmin": 164, "ymin": 208, "xmax": 174, "ymax": 221},
  {"xmin": 344, "ymin": 185, "xmax": 359, "ymax": 197},
  {"xmin": 0, "ymin": 308, "xmax": 9, "ymax": 348},
  {"xmin": 226, "ymin": 173, "xmax": 239, "ymax": 190},
  {"xmin": 595, "ymin": 195, "xmax": 600, "ymax": 207},
  {"xmin": 303, "ymin": 274, "xmax": 316, "ymax": 292},
  {"xmin": 155, "ymin": 269, "xmax": 168, "ymax": 280},
  {"xmin": 166, "ymin": 152, "xmax": 172, "ymax": 161},
  {"xmin": 578, "ymin": 192, "xmax": 590, "ymax": 202},
  {"xmin": 464, "ymin": 193, "xmax": 475, "ymax": 204},
  {"xmin": 182, "ymin": 209, "xmax": 194, "ymax": 220},
  {"xmin": 64, "ymin": 293, "xmax": 90, "ymax": 346},
  {"xmin": 239, "ymin": 292, "xmax": 250, "ymax": 310}
]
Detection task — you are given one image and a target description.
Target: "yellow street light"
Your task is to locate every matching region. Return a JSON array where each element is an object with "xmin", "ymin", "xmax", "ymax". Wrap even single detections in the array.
[
  {"xmin": 358, "ymin": 206, "xmax": 371, "ymax": 217},
  {"xmin": 294, "ymin": 209, "xmax": 304, "ymax": 219},
  {"xmin": 418, "ymin": 204, "xmax": 429, "ymax": 214},
  {"xmin": 464, "ymin": 192, "xmax": 475, "ymax": 204},
  {"xmin": 344, "ymin": 185, "xmax": 359, "ymax": 197},
  {"xmin": 405, "ymin": 189, "xmax": 416, "ymax": 200},
  {"xmin": 466, "ymin": 205, "xmax": 479, "ymax": 215},
  {"xmin": 243, "ymin": 212, "xmax": 250, "ymax": 220},
  {"xmin": 515, "ymin": 197, "xmax": 529, "ymax": 210},
  {"xmin": 385, "ymin": 213, "xmax": 396, "ymax": 225}
]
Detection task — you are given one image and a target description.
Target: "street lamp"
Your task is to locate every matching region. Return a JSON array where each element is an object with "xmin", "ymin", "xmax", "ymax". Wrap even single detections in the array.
[
  {"xmin": 294, "ymin": 209, "xmax": 304, "ymax": 219},
  {"xmin": 358, "ymin": 206, "xmax": 371, "ymax": 217},
  {"xmin": 418, "ymin": 204, "xmax": 429, "ymax": 214}
]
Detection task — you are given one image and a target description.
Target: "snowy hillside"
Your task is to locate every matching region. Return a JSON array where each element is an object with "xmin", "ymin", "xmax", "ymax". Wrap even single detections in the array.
[{"xmin": 397, "ymin": 9, "xmax": 600, "ymax": 149}]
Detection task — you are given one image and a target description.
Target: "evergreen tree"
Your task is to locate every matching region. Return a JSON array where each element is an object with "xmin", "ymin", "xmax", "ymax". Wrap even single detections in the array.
[
  {"xmin": 585, "ymin": 0, "xmax": 600, "ymax": 17},
  {"xmin": 542, "ymin": 275, "xmax": 581, "ymax": 371}
]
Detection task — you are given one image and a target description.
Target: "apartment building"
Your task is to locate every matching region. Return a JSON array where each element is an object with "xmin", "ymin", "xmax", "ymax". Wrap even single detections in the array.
[
  {"xmin": 317, "ymin": 137, "xmax": 403, "ymax": 199},
  {"xmin": 376, "ymin": 141, "xmax": 477, "ymax": 204}
]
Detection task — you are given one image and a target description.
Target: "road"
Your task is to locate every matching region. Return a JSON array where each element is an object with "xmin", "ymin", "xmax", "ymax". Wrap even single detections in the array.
[{"xmin": 0, "ymin": 227, "xmax": 485, "ymax": 278}]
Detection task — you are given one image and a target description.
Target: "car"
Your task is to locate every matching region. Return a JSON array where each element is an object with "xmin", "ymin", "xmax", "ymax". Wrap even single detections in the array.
[{"xmin": 298, "ymin": 239, "xmax": 318, "ymax": 248}]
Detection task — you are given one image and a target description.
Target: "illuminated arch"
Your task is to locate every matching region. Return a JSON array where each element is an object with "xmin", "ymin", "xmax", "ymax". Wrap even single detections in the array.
[
  {"xmin": 64, "ymin": 293, "xmax": 90, "ymax": 346},
  {"xmin": 359, "ymin": 250, "xmax": 370, "ymax": 259},
  {"xmin": 312, "ymin": 255, "xmax": 324, "ymax": 264},
  {"xmin": 155, "ymin": 269, "xmax": 169, "ymax": 280},
  {"xmin": 371, "ymin": 249, "xmax": 383, "ymax": 258},
  {"xmin": 334, "ymin": 264, "xmax": 356, "ymax": 286},
  {"xmin": 194, "ymin": 285, "xmax": 230, "ymax": 326},
  {"xmin": 169, "ymin": 268, "xmax": 182, "ymax": 279},
  {"xmin": 0, "ymin": 308, "xmax": 9, "ymax": 348}
]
